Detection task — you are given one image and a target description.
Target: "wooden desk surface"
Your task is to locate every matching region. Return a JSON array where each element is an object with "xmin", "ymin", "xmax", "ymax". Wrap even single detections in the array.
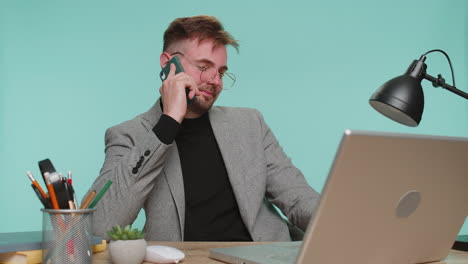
[{"xmin": 93, "ymin": 241, "xmax": 468, "ymax": 264}]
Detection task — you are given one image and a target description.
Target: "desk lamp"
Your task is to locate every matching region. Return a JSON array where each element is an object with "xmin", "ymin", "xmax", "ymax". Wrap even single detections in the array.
[
  {"xmin": 369, "ymin": 49, "xmax": 468, "ymax": 127},
  {"xmin": 369, "ymin": 49, "xmax": 468, "ymax": 251}
]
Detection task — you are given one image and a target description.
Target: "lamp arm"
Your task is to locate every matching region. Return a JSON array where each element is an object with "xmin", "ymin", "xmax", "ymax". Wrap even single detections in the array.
[{"xmin": 423, "ymin": 73, "xmax": 468, "ymax": 100}]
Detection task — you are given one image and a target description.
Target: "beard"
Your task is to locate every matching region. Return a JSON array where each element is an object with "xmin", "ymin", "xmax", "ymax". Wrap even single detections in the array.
[{"xmin": 187, "ymin": 84, "xmax": 220, "ymax": 116}]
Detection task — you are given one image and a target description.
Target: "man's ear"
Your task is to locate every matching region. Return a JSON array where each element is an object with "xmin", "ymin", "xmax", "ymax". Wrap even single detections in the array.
[{"xmin": 160, "ymin": 52, "xmax": 172, "ymax": 68}]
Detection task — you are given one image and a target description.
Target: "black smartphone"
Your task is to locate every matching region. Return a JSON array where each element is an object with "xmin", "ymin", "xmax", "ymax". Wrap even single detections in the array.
[{"xmin": 160, "ymin": 56, "xmax": 195, "ymax": 103}]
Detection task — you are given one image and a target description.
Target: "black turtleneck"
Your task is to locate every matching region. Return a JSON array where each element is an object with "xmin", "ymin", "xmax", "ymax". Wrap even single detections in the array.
[{"xmin": 153, "ymin": 113, "xmax": 252, "ymax": 241}]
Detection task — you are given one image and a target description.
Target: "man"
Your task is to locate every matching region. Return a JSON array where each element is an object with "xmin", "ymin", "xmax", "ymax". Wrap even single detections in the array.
[{"xmin": 90, "ymin": 15, "xmax": 320, "ymax": 241}]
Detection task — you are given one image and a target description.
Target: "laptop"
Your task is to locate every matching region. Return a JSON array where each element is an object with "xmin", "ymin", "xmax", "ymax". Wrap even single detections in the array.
[{"xmin": 209, "ymin": 130, "xmax": 468, "ymax": 264}]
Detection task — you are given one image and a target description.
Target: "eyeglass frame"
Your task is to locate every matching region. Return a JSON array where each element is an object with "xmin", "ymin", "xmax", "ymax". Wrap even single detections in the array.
[{"xmin": 170, "ymin": 51, "xmax": 236, "ymax": 89}]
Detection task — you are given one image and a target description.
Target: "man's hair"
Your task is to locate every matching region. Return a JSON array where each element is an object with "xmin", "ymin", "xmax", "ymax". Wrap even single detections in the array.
[{"xmin": 163, "ymin": 15, "xmax": 239, "ymax": 52}]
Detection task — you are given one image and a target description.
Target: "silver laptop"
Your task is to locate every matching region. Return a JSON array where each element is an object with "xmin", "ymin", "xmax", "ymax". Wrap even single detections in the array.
[{"xmin": 210, "ymin": 130, "xmax": 468, "ymax": 264}]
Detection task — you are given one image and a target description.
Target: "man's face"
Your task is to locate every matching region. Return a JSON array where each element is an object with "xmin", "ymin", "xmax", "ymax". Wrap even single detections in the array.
[{"xmin": 176, "ymin": 38, "xmax": 228, "ymax": 116}]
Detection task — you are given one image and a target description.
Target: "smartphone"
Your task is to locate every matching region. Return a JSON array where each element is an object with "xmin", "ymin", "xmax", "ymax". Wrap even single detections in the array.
[
  {"xmin": 160, "ymin": 56, "xmax": 184, "ymax": 81},
  {"xmin": 160, "ymin": 56, "xmax": 195, "ymax": 103}
]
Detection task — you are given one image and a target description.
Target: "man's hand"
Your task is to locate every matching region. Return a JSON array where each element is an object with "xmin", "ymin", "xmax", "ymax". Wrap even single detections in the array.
[{"xmin": 159, "ymin": 63, "xmax": 200, "ymax": 123}]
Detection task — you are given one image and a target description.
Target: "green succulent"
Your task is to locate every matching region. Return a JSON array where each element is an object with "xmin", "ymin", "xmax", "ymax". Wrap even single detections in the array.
[{"xmin": 107, "ymin": 225, "xmax": 145, "ymax": 240}]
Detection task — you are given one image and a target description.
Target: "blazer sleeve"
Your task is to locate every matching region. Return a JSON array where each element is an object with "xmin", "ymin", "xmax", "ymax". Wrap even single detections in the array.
[
  {"xmin": 256, "ymin": 110, "xmax": 321, "ymax": 231},
  {"xmin": 88, "ymin": 118, "xmax": 172, "ymax": 239}
]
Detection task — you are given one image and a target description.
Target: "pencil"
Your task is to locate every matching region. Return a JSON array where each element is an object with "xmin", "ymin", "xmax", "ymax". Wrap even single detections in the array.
[
  {"xmin": 88, "ymin": 180, "xmax": 112, "ymax": 209},
  {"xmin": 26, "ymin": 171, "xmax": 48, "ymax": 200},
  {"xmin": 44, "ymin": 172, "xmax": 60, "ymax": 209},
  {"xmin": 79, "ymin": 191, "xmax": 96, "ymax": 209}
]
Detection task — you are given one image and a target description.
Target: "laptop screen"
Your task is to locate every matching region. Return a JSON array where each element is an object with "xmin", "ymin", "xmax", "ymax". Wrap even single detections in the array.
[{"xmin": 210, "ymin": 130, "xmax": 468, "ymax": 264}]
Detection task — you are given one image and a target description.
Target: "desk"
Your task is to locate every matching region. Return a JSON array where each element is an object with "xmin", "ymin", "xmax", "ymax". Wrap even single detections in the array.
[{"xmin": 93, "ymin": 241, "xmax": 468, "ymax": 264}]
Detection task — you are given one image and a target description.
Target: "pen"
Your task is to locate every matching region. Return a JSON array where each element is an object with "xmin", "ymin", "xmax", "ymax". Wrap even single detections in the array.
[
  {"xmin": 79, "ymin": 191, "xmax": 96, "ymax": 209},
  {"xmin": 64, "ymin": 182, "xmax": 75, "ymax": 209},
  {"xmin": 44, "ymin": 172, "xmax": 60, "ymax": 209},
  {"xmin": 88, "ymin": 180, "xmax": 112, "ymax": 209},
  {"xmin": 67, "ymin": 170, "xmax": 72, "ymax": 186},
  {"xmin": 69, "ymin": 183, "xmax": 79, "ymax": 206},
  {"xmin": 26, "ymin": 171, "xmax": 48, "ymax": 200},
  {"xmin": 62, "ymin": 182, "xmax": 76, "ymax": 257},
  {"xmin": 66, "ymin": 171, "xmax": 78, "ymax": 205}
]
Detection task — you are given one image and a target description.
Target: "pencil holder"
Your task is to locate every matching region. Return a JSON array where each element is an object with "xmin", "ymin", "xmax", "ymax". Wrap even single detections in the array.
[{"xmin": 41, "ymin": 208, "xmax": 96, "ymax": 264}]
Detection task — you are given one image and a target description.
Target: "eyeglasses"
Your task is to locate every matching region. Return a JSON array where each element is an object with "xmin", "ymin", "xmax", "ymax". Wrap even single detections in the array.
[{"xmin": 171, "ymin": 52, "xmax": 236, "ymax": 89}]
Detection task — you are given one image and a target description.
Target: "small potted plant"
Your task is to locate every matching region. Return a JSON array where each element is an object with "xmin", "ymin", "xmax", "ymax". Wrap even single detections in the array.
[{"xmin": 107, "ymin": 224, "xmax": 147, "ymax": 264}]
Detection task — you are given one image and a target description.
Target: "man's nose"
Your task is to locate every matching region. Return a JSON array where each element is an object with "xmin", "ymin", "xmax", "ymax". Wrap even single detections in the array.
[{"xmin": 208, "ymin": 72, "xmax": 222, "ymax": 86}]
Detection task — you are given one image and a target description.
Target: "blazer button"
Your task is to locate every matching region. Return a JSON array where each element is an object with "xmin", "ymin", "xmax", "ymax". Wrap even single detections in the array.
[
  {"xmin": 139, "ymin": 156, "xmax": 144, "ymax": 162},
  {"xmin": 132, "ymin": 168, "xmax": 138, "ymax": 174},
  {"xmin": 144, "ymin": 150, "xmax": 150, "ymax": 156}
]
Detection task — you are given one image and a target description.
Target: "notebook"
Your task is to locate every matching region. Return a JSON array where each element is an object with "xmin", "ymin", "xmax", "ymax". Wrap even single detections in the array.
[{"xmin": 209, "ymin": 130, "xmax": 468, "ymax": 264}]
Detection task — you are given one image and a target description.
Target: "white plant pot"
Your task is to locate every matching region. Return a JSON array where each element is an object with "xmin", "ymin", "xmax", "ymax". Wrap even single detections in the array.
[{"xmin": 109, "ymin": 239, "xmax": 147, "ymax": 264}]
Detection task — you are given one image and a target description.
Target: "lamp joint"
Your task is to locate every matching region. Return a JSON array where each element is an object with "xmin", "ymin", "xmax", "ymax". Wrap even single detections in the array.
[{"xmin": 432, "ymin": 74, "xmax": 446, "ymax": 88}]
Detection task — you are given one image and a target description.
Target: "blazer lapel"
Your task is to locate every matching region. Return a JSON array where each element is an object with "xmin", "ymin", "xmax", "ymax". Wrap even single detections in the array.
[{"xmin": 209, "ymin": 107, "xmax": 255, "ymax": 233}]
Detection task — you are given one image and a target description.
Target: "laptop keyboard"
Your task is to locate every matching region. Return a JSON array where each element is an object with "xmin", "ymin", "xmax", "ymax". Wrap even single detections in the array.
[
  {"xmin": 264, "ymin": 242, "xmax": 301, "ymax": 263},
  {"xmin": 267, "ymin": 252, "xmax": 298, "ymax": 262},
  {"xmin": 210, "ymin": 241, "xmax": 302, "ymax": 264}
]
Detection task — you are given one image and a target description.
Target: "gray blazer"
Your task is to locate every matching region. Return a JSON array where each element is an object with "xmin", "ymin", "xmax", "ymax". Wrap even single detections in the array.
[{"xmin": 90, "ymin": 100, "xmax": 320, "ymax": 241}]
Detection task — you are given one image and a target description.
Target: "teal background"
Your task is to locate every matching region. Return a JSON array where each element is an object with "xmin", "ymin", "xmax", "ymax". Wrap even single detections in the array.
[{"xmin": 1, "ymin": 0, "xmax": 467, "ymax": 235}]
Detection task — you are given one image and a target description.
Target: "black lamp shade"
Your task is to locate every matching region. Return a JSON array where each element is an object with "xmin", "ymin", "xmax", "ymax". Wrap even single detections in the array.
[{"xmin": 369, "ymin": 75, "xmax": 425, "ymax": 127}]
